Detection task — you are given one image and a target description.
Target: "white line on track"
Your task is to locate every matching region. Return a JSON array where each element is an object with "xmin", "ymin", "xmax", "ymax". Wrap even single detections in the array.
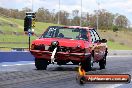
[
  {"xmin": 106, "ymin": 81, "xmax": 132, "ymax": 88},
  {"xmin": 107, "ymin": 55, "xmax": 132, "ymax": 57},
  {"xmin": 2, "ymin": 63, "xmax": 34, "ymax": 67},
  {"xmin": 106, "ymin": 84, "xmax": 123, "ymax": 88},
  {"xmin": 106, "ymin": 73, "xmax": 132, "ymax": 88}
]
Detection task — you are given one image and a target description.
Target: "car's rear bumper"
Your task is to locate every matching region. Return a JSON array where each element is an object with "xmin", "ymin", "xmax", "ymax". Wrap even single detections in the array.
[{"xmin": 30, "ymin": 50, "xmax": 91, "ymax": 62}]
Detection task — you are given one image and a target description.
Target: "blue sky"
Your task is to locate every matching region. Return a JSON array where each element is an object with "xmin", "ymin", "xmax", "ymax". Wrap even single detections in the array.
[{"xmin": 0, "ymin": 0, "xmax": 132, "ymax": 25}]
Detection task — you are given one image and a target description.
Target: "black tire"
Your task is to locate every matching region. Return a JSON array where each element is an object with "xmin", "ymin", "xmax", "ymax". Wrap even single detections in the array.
[
  {"xmin": 57, "ymin": 61, "xmax": 67, "ymax": 65},
  {"xmin": 99, "ymin": 56, "xmax": 106, "ymax": 69},
  {"xmin": 72, "ymin": 61, "xmax": 79, "ymax": 65},
  {"xmin": 81, "ymin": 57, "xmax": 92, "ymax": 72},
  {"xmin": 35, "ymin": 58, "xmax": 48, "ymax": 70}
]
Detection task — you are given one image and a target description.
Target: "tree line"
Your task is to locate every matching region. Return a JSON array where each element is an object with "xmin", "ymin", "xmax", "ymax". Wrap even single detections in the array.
[{"xmin": 0, "ymin": 7, "xmax": 130, "ymax": 31}]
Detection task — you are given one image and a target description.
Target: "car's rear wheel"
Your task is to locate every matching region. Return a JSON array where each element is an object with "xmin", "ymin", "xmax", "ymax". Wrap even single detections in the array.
[
  {"xmin": 35, "ymin": 58, "xmax": 48, "ymax": 70},
  {"xmin": 99, "ymin": 56, "xmax": 106, "ymax": 69},
  {"xmin": 81, "ymin": 57, "xmax": 92, "ymax": 72}
]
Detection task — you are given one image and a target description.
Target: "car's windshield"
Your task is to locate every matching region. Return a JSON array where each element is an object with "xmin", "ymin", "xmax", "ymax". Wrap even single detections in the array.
[{"xmin": 41, "ymin": 26, "xmax": 88, "ymax": 40}]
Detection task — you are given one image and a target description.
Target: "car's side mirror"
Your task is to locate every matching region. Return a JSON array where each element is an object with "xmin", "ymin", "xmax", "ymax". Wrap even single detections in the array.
[{"xmin": 100, "ymin": 39, "xmax": 107, "ymax": 43}]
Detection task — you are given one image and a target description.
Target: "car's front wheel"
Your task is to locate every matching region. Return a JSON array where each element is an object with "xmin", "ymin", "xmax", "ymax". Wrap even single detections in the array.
[
  {"xmin": 35, "ymin": 58, "xmax": 48, "ymax": 70},
  {"xmin": 99, "ymin": 56, "xmax": 106, "ymax": 69},
  {"xmin": 81, "ymin": 57, "xmax": 92, "ymax": 72},
  {"xmin": 72, "ymin": 61, "xmax": 79, "ymax": 65},
  {"xmin": 57, "ymin": 61, "xmax": 67, "ymax": 65}
]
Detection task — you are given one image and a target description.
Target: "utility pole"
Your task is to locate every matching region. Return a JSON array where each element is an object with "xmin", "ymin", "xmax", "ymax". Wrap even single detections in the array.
[
  {"xmin": 80, "ymin": 0, "xmax": 82, "ymax": 26},
  {"xmin": 32, "ymin": 0, "xmax": 34, "ymax": 12},
  {"xmin": 58, "ymin": 0, "xmax": 60, "ymax": 24},
  {"xmin": 96, "ymin": 0, "xmax": 99, "ymax": 30}
]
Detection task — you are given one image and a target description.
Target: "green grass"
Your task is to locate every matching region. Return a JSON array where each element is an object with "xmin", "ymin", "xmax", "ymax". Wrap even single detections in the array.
[
  {"xmin": 0, "ymin": 35, "xmax": 37, "ymax": 43},
  {"xmin": 0, "ymin": 44, "xmax": 28, "ymax": 48},
  {"xmin": 0, "ymin": 16, "xmax": 62, "ymax": 34},
  {"xmin": 0, "ymin": 16, "xmax": 61, "ymax": 50},
  {"xmin": 0, "ymin": 17, "xmax": 22, "ymax": 33},
  {"xmin": 98, "ymin": 30, "xmax": 132, "ymax": 50},
  {"xmin": 0, "ymin": 34, "xmax": 38, "ymax": 49},
  {"xmin": 107, "ymin": 41, "xmax": 132, "ymax": 50}
]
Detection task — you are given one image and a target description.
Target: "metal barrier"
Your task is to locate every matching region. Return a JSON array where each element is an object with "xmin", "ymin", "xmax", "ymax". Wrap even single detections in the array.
[
  {"xmin": 0, "ymin": 50, "xmax": 132, "ymax": 63},
  {"xmin": 0, "ymin": 51, "xmax": 34, "ymax": 62}
]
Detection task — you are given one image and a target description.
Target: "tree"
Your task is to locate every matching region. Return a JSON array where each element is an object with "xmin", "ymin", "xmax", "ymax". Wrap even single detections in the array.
[
  {"xmin": 71, "ymin": 10, "xmax": 80, "ymax": 26},
  {"xmin": 114, "ymin": 15, "xmax": 129, "ymax": 28},
  {"xmin": 93, "ymin": 9, "xmax": 114, "ymax": 30}
]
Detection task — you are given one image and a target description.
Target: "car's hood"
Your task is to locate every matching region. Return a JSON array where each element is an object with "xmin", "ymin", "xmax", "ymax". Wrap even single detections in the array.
[{"xmin": 32, "ymin": 38, "xmax": 86, "ymax": 48}]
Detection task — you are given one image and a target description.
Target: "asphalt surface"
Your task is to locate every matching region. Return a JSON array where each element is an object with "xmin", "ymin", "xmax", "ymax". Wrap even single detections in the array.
[{"xmin": 0, "ymin": 56, "xmax": 132, "ymax": 88}]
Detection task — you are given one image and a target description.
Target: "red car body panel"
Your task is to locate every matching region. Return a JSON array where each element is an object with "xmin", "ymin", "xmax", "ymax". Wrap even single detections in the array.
[{"xmin": 32, "ymin": 38, "xmax": 86, "ymax": 48}]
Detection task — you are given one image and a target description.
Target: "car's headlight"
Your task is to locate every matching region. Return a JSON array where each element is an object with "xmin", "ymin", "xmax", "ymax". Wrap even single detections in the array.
[
  {"xmin": 31, "ymin": 44, "xmax": 35, "ymax": 50},
  {"xmin": 51, "ymin": 41, "xmax": 59, "ymax": 46}
]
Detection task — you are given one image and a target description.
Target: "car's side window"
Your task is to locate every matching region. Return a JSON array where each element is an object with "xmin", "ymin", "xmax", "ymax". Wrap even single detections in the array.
[
  {"xmin": 90, "ymin": 29, "xmax": 100, "ymax": 43},
  {"xmin": 89, "ymin": 30, "xmax": 95, "ymax": 43},
  {"xmin": 92, "ymin": 30, "xmax": 100, "ymax": 41}
]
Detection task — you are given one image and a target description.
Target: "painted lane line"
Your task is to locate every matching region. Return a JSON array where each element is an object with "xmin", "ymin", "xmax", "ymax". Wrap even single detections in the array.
[
  {"xmin": 2, "ymin": 63, "xmax": 35, "ymax": 67},
  {"xmin": 106, "ymin": 80, "xmax": 132, "ymax": 88},
  {"xmin": 106, "ymin": 84, "xmax": 124, "ymax": 88},
  {"xmin": 107, "ymin": 55, "xmax": 132, "ymax": 57}
]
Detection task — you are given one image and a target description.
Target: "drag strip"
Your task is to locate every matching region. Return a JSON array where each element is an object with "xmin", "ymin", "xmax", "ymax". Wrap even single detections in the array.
[{"xmin": 0, "ymin": 56, "xmax": 132, "ymax": 88}]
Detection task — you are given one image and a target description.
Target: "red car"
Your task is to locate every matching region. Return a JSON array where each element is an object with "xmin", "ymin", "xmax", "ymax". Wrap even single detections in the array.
[{"xmin": 30, "ymin": 26, "xmax": 108, "ymax": 71}]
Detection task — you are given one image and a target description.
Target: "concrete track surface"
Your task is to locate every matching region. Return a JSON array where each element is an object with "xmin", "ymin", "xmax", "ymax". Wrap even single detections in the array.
[{"xmin": 0, "ymin": 56, "xmax": 132, "ymax": 88}]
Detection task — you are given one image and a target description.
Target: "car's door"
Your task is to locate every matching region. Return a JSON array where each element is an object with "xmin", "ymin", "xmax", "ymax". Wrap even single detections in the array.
[{"xmin": 89, "ymin": 29, "xmax": 106, "ymax": 61}]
